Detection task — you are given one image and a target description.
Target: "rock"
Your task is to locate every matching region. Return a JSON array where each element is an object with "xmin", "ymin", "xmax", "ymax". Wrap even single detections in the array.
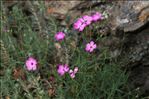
[
  {"xmin": 109, "ymin": 1, "xmax": 149, "ymax": 96},
  {"xmin": 45, "ymin": 1, "xmax": 81, "ymax": 15},
  {"xmin": 110, "ymin": 1, "xmax": 149, "ymax": 33},
  {"xmin": 45, "ymin": 1, "xmax": 112, "ymax": 26}
]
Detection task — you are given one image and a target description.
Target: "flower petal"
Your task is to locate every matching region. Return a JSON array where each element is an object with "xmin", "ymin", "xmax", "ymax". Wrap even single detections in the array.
[
  {"xmin": 74, "ymin": 67, "xmax": 78, "ymax": 74},
  {"xmin": 70, "ymin": 73, "xmax": 75, "ymax": 78}
]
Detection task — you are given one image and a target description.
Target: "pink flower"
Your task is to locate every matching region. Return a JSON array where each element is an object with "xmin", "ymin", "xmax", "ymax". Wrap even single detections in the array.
[
  {"xmin": 55, "ymin": 32, "xmax": 65, "ymax": 41},
  {"xmin": 69, "ymin": 67, "xmax": 79, "ymax": 79},
  {"xmin": 78, "ymin": 23, "xmax": 86, "ymax": 32},
  {"xmin": 85, "ymin": 41, "xmax": 97, "ymax": 52},
  {"xmin": 69, "ymin": 69, "xmax": 73, "ymax": 74},
  {"xmin": 82, "ymin": 15, "xmax": 92, "ymax": 25},
  {"xmin": 70, "ymin": 72, "xmax": 75, "ymax": 78},
  {"xmin": 74, "ymin": 67, "xmax": 78, "ymax": 74},
  {"xmin": 91, "ymin": 12, "xmax": 103, "ymax": 22},
  {"xmin": 69, "ymin": 69, "xmax": 75, "ymax": 78},
  {"xmin": 63, "ymin": 64, "xmax": 69, "ymax": 72},
  {"xmin": 73, "ymin": 18, "xmax": 86, "ymax": 31},
  {"xmin": 25, "ymin": 57, "xmax": 37, "ymax": 71},
  {"xmin": 57, "ymin": 65, "xmax": 65, "ymax": 76},
  {"xmin": 73, "ymin": 15, "xmax": 92, "ymax": 32},
  {"xmin": 57, "ymin": 64, "xmax": 70, "ymax": 76},
  {"xmin": 73, "ymin": 19, "xmax": 82, "ymax": 30}
]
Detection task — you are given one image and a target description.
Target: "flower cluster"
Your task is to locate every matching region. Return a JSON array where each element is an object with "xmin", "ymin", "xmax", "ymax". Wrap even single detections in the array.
[
  {"xmin": 73, "ymin": 15, "xmax": 92, "ymax": 32},
  {"xmin": 24, "ymin": 11, "xmax": 108, "ymax": 79},
  {"xmin": 69, "ymin": 67, "xmax": 78, "ymax": 78},
  {"xmin": 57, "ymin": 64, "xmax": 78, "ymax": 78},
  {"xmin": 73, "ymin": 12, "xmax": 103, "ymax": 32},
  {"xmin": 57, "ymin": 64, "xmax": 69, "ymax": 76}
]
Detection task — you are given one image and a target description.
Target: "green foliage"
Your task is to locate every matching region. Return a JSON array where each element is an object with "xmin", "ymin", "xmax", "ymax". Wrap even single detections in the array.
[{"xmin": 0, "ymin": 2, "xmax": 140, "ymax": 99}]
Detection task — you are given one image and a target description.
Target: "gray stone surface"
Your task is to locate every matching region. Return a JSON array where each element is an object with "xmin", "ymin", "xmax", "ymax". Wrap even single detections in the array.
[
  {"xmin": 110, "ymin": 1, "xmax": 149, "ymax": 33},
  {"xmin": 110, "ymin": 1, "xmax": 149, "ymax": 95}
]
